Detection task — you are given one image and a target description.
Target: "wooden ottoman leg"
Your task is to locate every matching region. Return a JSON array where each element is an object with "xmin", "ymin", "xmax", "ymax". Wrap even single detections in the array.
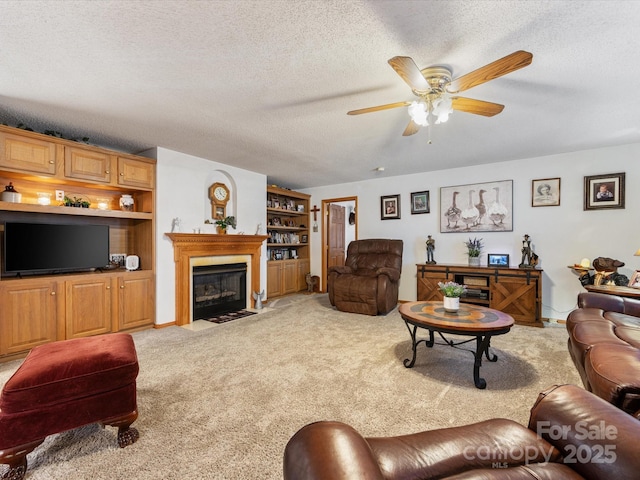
[
  {"xmin": 102, "ymin": 410, "xmax": 139, "ymax": 448},
  {"xmin": 1, "ymin": 439, "xmax": 44, "ymax": 480}
]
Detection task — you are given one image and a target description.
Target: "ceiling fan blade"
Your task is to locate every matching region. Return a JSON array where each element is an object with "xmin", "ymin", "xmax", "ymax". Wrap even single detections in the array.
[
  {"xmin": 388, "ymin": 56, "xmax": 431, "ymax": 93},
  {"xmin": 452, "ymin": 97, "xmax": 504, "ymax": 117},
  {"xmin": 447, "ymin": 50, "xmax": 533, "ymax": 94},
  {"xmin": 347, "ymin": 101, "xmax": 410, "ymax": 115},
  {"xmin": 402, "ymin": 119, "xmax": 421, "ymax": 136}
]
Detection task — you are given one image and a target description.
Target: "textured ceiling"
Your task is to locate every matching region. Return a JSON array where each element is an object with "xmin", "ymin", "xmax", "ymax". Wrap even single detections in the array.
[{"xmin": 1, "ymin": 0, "xmax": 639, "ymax": 189}]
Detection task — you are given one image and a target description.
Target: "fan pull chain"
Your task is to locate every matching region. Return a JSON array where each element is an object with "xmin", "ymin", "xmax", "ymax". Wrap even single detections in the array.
[{"xmin": 428, "ymin": 124, "xmax": 433, "ymax": 144}]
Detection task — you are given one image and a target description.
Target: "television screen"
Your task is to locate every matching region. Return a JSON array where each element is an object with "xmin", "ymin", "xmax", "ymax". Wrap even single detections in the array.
[{"xmin": 4, "ymin": 222, "xmax": 110, "ymax": 275}]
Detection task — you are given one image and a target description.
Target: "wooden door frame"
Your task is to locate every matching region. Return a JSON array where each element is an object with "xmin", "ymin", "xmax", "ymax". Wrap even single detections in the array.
[{"xmin": 321, "ymin": 196, "xmax": 358, "ymax": 292}]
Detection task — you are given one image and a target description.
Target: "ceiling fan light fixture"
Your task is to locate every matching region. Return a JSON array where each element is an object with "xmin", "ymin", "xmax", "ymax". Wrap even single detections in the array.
[
  {"xmin": 408, "ymin": 100, "xmax": 429, "ymax": 126},
  {"xmin": 432, "ymin": 94, "xmax": 453, "ymax": 124}
]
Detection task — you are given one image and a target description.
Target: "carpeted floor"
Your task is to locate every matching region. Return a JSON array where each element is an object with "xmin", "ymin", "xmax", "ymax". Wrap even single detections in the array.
[{"xmin": 0, "ymin": 294, "xmax": 581, "ymax": 479}]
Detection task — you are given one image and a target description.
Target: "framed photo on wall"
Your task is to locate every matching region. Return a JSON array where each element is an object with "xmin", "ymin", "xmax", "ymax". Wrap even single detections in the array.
[
  {"xmin": 532, "ymin": 177, "xmax": 561, "ymax": 207},
  {"xmin": 584, "ymin": 172, "xmax": 625, "ymax": 210},
  {"xmin": 440, "ymin": 179, "xmax": 513, "ymax": 233},
  {"xmin": 410, "ymin": 191, "xmax": 430, "ymax": 214},
  {"xmin": 381, "ymin": 194, "xmax": 400, "ymax": 220}
]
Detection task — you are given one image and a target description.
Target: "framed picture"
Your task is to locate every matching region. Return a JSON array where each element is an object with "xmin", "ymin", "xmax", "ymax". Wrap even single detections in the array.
[
  {"xmin": 381, "ymin": 194, "xmax": 400, "ymax": 220},
  {"xmin": 584, "ymin": 172, "xmax": 625, "ymax": 210},
  {"xmin": 301, "ymin": 234, "xmax": 308, "ymax": 244},
  {"xmin": 629, "ymin": 270, "xmax": 640, "ymax": 288},
  {"xmin": 410, "ymin": 191, "xmax": 430, "ymax": 214},
  {"xmin": 532, "ymin": 178, "xmax": 561, "ymax": 207},
  {"xmin": 488, "ymin": 253, "xmax": 510, "ymax": 267},
  {"xmin": 440, "ymin": 180, "xmax": 513, "ymax": 233}
]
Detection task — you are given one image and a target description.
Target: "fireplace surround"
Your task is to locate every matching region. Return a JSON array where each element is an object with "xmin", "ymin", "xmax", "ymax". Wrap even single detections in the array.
[{"xmin": 166, "ymin": 233, "xmax": 269, "ymax": 325}]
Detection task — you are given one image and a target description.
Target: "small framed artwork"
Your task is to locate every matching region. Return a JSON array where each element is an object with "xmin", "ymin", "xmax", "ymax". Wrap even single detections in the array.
[
  {"xmin": 411, "ymin": 191, "xmax": 430, "ymax": 214},
  {"xmin": 487, "ymin": 253, "xmax": 509, "ymax": 267},
  {"xmin": 532, "ymin": 178, "xmax": 560, "ymax": 207},
  {"xmin": 381, "ymin": 194, "xmax": 400, "ymax": 220},
  {"xmin": 301, "ymin": 234, "xmax": 308, "ymax": 244},
  {"xmin": 584, "ymin": 172, "xmax": 625, "ymax": 210},
  {"xmin": 629, "ymin": 270, "xmax": 640, "ymax": 288}
]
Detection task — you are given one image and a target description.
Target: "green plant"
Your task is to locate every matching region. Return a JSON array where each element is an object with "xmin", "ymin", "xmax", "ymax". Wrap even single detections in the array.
[
  {"xmin": 438, "ymin": 281, "xmax": 467, "ymax": 298},
  {"xmin": 214, "ymin": 215, "xmax": 236, "ymax": 230},
  {"xmin": 63, "ymin": 196, "xmax": 90, "ymax": 208},
  {"xmin": 464, "ymin": 237, "xmax": 483, "ymax": 257}
]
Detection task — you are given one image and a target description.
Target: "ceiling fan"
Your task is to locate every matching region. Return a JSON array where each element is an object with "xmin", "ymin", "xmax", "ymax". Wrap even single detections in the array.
[{"xmin": 347, "ymin": 50, "xmax": 533, "ymax": 136}]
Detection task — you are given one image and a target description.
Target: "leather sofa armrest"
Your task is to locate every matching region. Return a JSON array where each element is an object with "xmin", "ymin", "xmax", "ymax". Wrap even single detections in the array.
[
  {"xmin": 528, "ymin": 384, "xmax": 640, "ymax": 478},
  {"xmin": 375, "ymin": 267, "xmax": 400, "ymax": 282},
  {"xmin": 284, "ymin": 421, "xmax": 384, "ymax": 480},
  {"xmin": 577, "ymin": 292, "xmax": 625, "ymax": 313},
  {"xmin": 328, "ymin": 266, "xmax": 353, "ymax": 275}
]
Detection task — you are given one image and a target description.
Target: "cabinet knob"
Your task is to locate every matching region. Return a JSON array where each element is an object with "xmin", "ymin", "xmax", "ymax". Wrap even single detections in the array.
[
  {"xmin": 120, "ymin": 172, "xmax": 124, "ymax": 176},
  {"xmin": 120, "ymin": 285, "xmax": 125, "ymax": 289},
  {"xmin": 106, "ymin": 286, "xmax": 111, "ymax": 290},
  {"xmin": 49, "ymin": 160, "xmax": 55, "ymax": 164},
  {"xmin": 50, "ymin": 291, "xmax": 56, "ymax": 295},
  {"xmin": 105, "ymin": 170, "xmax": 110, "ymax": 174}
]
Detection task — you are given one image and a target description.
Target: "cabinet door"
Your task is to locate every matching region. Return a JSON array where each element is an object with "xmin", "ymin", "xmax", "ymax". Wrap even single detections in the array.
[
  {"xmin": 490, "ymin": 276, "xmax": 539, "ymax": 325},
  {"xmin": 0, "ymin": 131, "xmax": 57, "ymax": 175},
  {"xmin": 267, "ymin": 261, "xmax": 282, "ymax": 297},
  {"xmin": 117, "ymin": 273, "xmax": 154, "ymax": 330},
  {"xmin": 117, "ymin": 156, "xmax": 154, "ymax": 189},
  {"xmin": 65, "ymin": 277, "xmax": 112, "ymax": 338},
  {"xmin": 65, "ymin": 146, "xmax": 112, "ymax": 183},
  {"xmin": 0, "ymin": 280, "xmax": 58, "ymax": 355},
  {"xmin": 416, "ymin": 268, "xmax": 446, "ymax": 302},
  {"xmin": 282, "ymin": 261, "xmax": 298, "ymax": 294}
]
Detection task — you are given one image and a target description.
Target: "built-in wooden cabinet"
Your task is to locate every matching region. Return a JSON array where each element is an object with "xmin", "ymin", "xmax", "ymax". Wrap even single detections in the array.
[
  {"xmin": 416, "ymin": 263, "xmax": 543, "ymax": 327},
  {"xmin": 0, "ymin": 124, "xmax": 156, "ymax": 362},
  {"xmin": 266, "ymin": 186, "xmax": 310, "ymax": 298}
]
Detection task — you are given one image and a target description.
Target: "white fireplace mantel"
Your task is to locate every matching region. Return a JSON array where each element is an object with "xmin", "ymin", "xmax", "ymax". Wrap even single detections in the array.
[{"xmin": 166, "ymin": 233, "xmax": 269, "ymax": 325}]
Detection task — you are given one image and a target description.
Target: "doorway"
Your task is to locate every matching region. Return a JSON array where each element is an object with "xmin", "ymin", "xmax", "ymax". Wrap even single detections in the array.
[{"xmin": 321, "ymin": 196, "xmax": 358, "ymax": 292}]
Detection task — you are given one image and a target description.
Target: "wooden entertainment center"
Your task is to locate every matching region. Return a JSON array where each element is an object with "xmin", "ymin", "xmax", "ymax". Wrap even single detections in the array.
[
  {"xmin": 416, "ymin": 263, "xmax": 543, "ymax": 327},
  {"xmin": 0, "ymin": 125, "xmax": 155, "ymax": 362}
]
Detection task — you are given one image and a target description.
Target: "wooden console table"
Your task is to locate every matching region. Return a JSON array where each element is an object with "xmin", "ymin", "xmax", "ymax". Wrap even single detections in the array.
[
  {"xmin": 585, "ymin": 284, "xmax": 640, "ymax": 299},
  {"xmin": 416, "ymin": 264, "xmax": 543, "ymax": 327}
]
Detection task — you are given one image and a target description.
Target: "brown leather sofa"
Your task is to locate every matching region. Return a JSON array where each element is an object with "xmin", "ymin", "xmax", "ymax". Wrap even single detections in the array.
[
  {"xmin": 284, "ymin": 384, "xmax": 640, "ymax": 479},
  {"xmin": 566, "ymin": 292, "xmax": 640, "ymax": 417},
  {"xmin": 328, "ymin": 239, "xmax": 403, "ymax": 315}
]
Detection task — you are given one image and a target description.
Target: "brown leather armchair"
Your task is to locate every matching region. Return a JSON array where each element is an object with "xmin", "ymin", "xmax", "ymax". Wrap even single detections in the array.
[
  {"xmin": 328, "ymin": 239, "xmax": 403, "ymax": 315},
  {"xmin": 284, "ymin": 384, "xmax": 640, "ymax": 479}
]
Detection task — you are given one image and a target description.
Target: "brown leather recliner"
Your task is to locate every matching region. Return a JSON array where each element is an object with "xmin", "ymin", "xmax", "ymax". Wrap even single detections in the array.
[
  {"xmin": 284, "ymin": 384, "xmax": 640, "ymax": 479},
  {"xmin": 328, "ymin": 239, "xmax": 403, "ymax": 315}
]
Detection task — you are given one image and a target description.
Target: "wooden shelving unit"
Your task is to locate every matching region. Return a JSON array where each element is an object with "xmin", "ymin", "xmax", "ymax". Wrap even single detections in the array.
[
  {"xmin": 0, "ymin": 125, "xmax": 156, "ymax": 362},
  {"xmin": 266, "ymin": 186, "xmax": 310, "ymax": 298}
]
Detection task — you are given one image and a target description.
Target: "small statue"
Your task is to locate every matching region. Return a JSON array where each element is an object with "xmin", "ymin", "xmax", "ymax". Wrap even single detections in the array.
[
  {"xmin": 425, "ymin": 235, "xmax": 436, "ymax": 264},
  {"xmin": 579, "ymin": 257, "xmax": 628, "ymax": 286},
  {"xmin": 255, "ymin": 223, "xmax": 263, "ymax": 235},
  {"xmin": 252, "ymin": 290, "xmax": 265, "ymax": 310},
  {"xmin": 519, "ymin": 234, "xmax": 539, "ymax": 268},
  {"xmin": 305, "ymin": 273, "xmax": 320, "ymax": 293},
  {"xmin": 171, "ymin": 217, "xmax": 181, "ymax": 233}
]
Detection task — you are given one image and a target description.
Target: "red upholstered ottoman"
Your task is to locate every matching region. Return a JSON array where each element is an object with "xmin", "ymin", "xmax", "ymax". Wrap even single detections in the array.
[{"xmin": 0, "ymin": 333, "xmax": 139, "ymax": 480}]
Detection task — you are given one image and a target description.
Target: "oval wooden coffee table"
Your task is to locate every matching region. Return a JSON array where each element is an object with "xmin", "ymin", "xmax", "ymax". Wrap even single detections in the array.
[{"xmin": 399, "ymin": 301, "xmax": 514, "ymax": 389}]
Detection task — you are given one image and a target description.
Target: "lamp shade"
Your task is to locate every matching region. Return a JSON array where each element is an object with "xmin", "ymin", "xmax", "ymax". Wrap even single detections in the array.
[{"xmin": 635, "ymin": 248, "xmax": 640, "ymax": 256}]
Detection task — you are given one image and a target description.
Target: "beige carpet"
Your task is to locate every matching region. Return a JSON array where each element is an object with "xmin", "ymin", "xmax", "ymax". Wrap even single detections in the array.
[{"xmin": 0, "ymin": 294, "xmax": 581, "ymax": 479}]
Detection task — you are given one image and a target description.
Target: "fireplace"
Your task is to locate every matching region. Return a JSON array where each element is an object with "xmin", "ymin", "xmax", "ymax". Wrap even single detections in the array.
[
  {"xmin": 192, "ymin": 263, "xmax": 247, "ymax": 320},
  {"xmin": 166, "ymin": 233, "xmax": 269, "ymax": 326}
]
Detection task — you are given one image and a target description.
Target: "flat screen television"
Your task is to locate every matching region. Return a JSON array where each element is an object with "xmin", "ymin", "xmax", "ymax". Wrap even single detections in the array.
[{"xmin": 3, "ymin": 222, "xmax": 110, "ymax": 276}]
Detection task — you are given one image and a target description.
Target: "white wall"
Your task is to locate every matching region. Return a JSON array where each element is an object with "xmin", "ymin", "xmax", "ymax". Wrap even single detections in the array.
[
  {"xmin": 302, "ymin": 143, "xmax": 640, "ymax": 320},
  {"xmin": 142, "ymin": 147, "xmax": 266, "ymax": 325}
]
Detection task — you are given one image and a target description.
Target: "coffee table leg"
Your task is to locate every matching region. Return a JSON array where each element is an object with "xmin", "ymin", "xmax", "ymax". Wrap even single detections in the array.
[
  {"xmin": 403, "ymin": 322, "xmax": 434, "ymax": 368},
  {"xmin": 473, "ymin": 335, "xmax": 493, "ymax": 389}
]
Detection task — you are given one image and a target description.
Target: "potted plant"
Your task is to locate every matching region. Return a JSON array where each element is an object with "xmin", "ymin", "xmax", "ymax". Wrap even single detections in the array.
[
  {"xmin": 438, "ymin": 281, "xmax": 467, "ymax": 313},
  {"xmin": 214, "ymin": 215, "xmax": 236, "ymax": 234},
  {"xmin": 464, "ymin": 237, "xmax": 483, "ymax": 266}
]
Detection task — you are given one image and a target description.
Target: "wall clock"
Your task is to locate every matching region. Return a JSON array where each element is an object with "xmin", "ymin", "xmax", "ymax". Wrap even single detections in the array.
[{"xmin": 209, "ymin": 182, "xmax": 230, "ymax": 218}]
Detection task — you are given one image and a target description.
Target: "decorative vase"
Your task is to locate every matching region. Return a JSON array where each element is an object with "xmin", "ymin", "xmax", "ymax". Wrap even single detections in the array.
[
  {"xmin": 216, "ymin": 226, "xmax": 227, "ymax": 235},
  {"xmin": 119, "ymin": 194, "xmax": 134, "ymax": 212},
  {"xmin": 468, "ymin": 256, "xmax": 481, "ymax": 267},
  {"xmin": 443, "ymin": 296, "xmax": 460, "ymax": 313}
]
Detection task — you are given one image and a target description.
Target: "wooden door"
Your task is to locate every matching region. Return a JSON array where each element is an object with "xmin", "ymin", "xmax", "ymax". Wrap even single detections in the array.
[
  {"xmin": 117, "ymin": 273, "xmax": 154, "ymax": 330},
  {"xmin": 490, "ymin": 276, "xmax": 538, "ymax": 325},
  {"xmin": 267, "ymin": 262, "xmax": 282, "ymax": 297},
  {"xmin": 117, "ymin": 156, "xmax": 154, "ymax": 189},
  {"xmin": 282, "ymin": 261, "xmax": 298, "ymax": 294},
  {"xmin": 66, "ymin": 277, "xmax": 112, "ymax": 338},
  {"xmin": 0, "ymin": 131, "xmax": 57, "ymax": 175},
  {"xmin": 65, "ymin": 146, "xmax": 112, "ymax": 183},
  {"xmin": 327, "ymin": 204, "xmax": 346, "ymax": 270}
]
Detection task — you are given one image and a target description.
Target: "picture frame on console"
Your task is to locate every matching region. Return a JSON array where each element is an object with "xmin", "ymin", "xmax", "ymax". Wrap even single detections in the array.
[
  {"xmin": 381, "ymin": 194, "xmax": 400, "ymax": 220},
  {"xmin": 488, "ymin": 254, "xmax": 509, "ymax": 267},
  {"xmin": 440, "ymin": 180, "xmax": 513, "ymax": 233},
  {"xmin": 629, "ymin": 270, "xmax": 640, "ymax": 288},
  {"xmin": 410, "ymin": 191, "xmax": 430, "ymax": 214},
  {"xmin": 531, "ymin": 177, "xmax": 560, "ymax": 207},
  {"xmin": 584, "ymin": 172, "xmax": 625, "ymax": 210}
]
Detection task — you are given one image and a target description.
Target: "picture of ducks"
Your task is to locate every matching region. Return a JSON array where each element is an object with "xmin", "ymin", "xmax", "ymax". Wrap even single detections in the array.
[{"xmin": 440, "ymin": 181, "xmax": 512, "ymax": 232}]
